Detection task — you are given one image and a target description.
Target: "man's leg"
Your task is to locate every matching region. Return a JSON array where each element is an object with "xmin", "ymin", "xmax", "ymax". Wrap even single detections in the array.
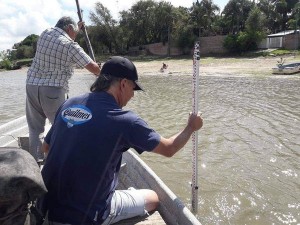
[
  {"xmin": 26, "ymin": 85, "xmax": 66, "ymax": 160},
  {"xmin": 39, "ymin": 86, "xmax": 66, "ymax": 124},
  {"xmin": 102, "ymin": 188, "xmax": 159, "ymax": 225},
  {"xmin": 26, "ymin": 85, "xmax": 46, "ymax": 160}
]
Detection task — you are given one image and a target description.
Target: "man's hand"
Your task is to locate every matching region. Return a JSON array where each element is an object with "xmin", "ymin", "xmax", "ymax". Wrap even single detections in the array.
[
  {"xmin": 152, "ymin": 112, "xmax": 203, "ymax": 157},
  {"xmin": 77, "ymin": 21, "xmax": 85, "ymax": 30},
  {"xmin": 97, "ymin": 62, "xmax": 102, "ymax": 70},
  {"xmin": 187, "ymin": 112, "xmax": 203, "ymax": 132}
]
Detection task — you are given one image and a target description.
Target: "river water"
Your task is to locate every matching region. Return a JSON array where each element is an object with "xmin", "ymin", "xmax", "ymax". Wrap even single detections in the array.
[{"xmin": 0, "ymin": 69, "xmax": 299, "ymax": 225}]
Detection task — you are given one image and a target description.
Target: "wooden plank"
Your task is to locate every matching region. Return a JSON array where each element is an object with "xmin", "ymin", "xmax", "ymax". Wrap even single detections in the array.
[{"xmin": 114, "ymin": 211, "xmax": 166, "ymax": 225}]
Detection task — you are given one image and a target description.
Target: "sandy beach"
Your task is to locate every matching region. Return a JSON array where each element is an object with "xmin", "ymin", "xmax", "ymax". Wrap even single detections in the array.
[
  {"xmin": 14, "ymin": 55, "xmax": 300, "ymax": 77},
  {"xmin": 131, "ymin": 55, "xmax": 300, "ymax": 76},
  {"xmin": 118, "ymin": 55, "xmax": 300, "ymax": 76}
]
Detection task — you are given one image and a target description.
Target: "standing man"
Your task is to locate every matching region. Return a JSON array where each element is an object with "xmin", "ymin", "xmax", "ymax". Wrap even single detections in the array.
[
  {"xmin": 26, "ymin": 16, "xmax": 101, "ymax": 160},
  {"xmin": 41, "ymin": 56, "xmax": 203, "ymax": 225}
]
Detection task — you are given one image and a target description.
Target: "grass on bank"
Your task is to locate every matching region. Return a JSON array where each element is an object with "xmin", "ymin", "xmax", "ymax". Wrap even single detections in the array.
[{"xmin": 0, "ymin": 58, "xmax": 32, "ymax": 70}]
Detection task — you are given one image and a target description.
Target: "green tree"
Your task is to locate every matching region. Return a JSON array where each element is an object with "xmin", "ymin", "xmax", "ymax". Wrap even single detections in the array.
[
  {"xmin": 287, "ymin": 1, "xmax": 300, "ymax": 30},
  {"xmin": 119, "ymin": 0, "xmax": 157, "ymax": 46},
  {"xmin": 90, "ymin": 2, "xmax": 121, "ymax": 53},
  {"xmin": 11, "ymin": 34, "xmax": 38, "ymax": 59},
  {"xmin": 118, "ymin": 0, "xmax": 178, "ymax": 50},
  {"xmin": 172, "ymin": 6, "xmax": 197, "ymax": 50},
  {"xmin": 289, "ymin": 2, "xmax": 300, "ymax": 30},
  {"xmin": 153, "ymin": 1, "xmax": 174, "ymax": 44},
  {"xmin": 190, "ymin": 0, "xmax": 220, "ymax": 36},
  {"xmin": 257, "ymin": 0, "xmax": 278, "ymax": 33},
  {"xmin": 88, "ymin": 25, "xmax": 112, "ymax": 54},
  {"xmin": 20, "ymin": 34, "xmax": 39, "ymax": 47},
  {"xmin": 223, "ymin": 34, "xmax": 239, "ymax": 52},
  {"xmin": 0, "ymin": 50, "xmax": 13, "ymax": 69},
  {"xmin": 274, "ymin": 0, "xmax": 288, "ymax": 31},
  {"xmin": 222, "ymin": 0, "xmax": 253, "ymax": 34},
  {"xmin": 213, "ymin": 14, "xmax": 230, "ymax": 35},
  {"xmin": 246, "ymin": 6, "xmax": 266, "ymax": 33},
  {"xmin": 15, "ymin": 45, "xmax": 34, "ymax": 59},
  {"xmin": 190, "ymin": 0, "xmax": 220, "ymax": 37},
  {"xmin": 265, "ymin": 0, "xmax": 298, "ymax": 32},
  {"xmin": 224, "ymin": 6, "xmax": 266, "ymax": 52}
]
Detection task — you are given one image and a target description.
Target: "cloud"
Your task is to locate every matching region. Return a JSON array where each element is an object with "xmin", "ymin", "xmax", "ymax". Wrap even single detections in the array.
[
  {"xmin": 0, "ymin": 0, "xmax": 196, "ymax": 52},
  {"xmin": 0, "ymin": 0, "xmax": 75, "ymax": 51}
]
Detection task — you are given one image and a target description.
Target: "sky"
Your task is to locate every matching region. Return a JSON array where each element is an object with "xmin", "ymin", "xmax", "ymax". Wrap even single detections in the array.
[{"xmin": 0, "ymin": 0, "xmax": 227, "ymax": 52}]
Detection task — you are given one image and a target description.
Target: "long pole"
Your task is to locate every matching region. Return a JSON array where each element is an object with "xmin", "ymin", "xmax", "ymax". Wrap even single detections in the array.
[
  {"xmin": 75, "ymin": 0, "xmax": 96, "ymax": 61},
  {"xmin": 191, "ymin": 41, "xmax": 200, "ymax": 214}
]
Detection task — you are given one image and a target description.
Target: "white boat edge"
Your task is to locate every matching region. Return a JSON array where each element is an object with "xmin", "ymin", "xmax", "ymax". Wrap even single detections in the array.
[
  {"xmin": 0, "ymin": 116, "xmax": 202, "ymax": 225},
  {"xmin": 0, "ymin": 116, "xmax": 28, "ymax": 147}
]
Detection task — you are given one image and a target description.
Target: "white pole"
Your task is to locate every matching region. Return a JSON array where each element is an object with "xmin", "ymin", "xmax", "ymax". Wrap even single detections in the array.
[{"xmin": 191, "ymin": 41, "xmax": 200, "ymax": 213}]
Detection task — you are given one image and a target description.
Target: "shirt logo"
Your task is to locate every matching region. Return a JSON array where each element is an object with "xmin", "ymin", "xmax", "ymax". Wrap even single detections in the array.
[{"xmin": 61, "ymin": 105, "xmax": 92, "ymax": 128}]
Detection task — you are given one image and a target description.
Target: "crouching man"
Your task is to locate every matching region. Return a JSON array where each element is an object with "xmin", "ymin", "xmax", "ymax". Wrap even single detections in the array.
[{"xmin": 40, "ymin": 56, "xmax": 203, "ymax": 224}]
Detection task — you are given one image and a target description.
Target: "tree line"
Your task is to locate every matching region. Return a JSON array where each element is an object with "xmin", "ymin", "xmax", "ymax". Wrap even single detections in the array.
[
  {"xmin": 81, "ymin": 0, "xmax": 300, "ymax": 54},
  {"xmin": 1, "ymin": 0, "xmax": 300, "ymax": 69}
]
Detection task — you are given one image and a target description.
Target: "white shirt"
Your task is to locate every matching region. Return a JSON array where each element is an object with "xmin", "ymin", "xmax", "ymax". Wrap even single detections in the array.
[{"xmin": 26, "ymin": 27, "xmax": 92, "ymax": 91}]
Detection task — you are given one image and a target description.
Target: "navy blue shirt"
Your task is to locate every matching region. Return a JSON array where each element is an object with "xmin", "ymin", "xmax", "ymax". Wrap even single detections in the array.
[{"xmin": 41, "ymin": 92, "xmax": 160, "ymax": 224}]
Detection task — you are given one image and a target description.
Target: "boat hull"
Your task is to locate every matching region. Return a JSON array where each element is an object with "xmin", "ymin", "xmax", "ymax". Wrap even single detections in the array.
[{"xmin": 272, "ymin": 63, "xmax": 300, "ymax": 74}]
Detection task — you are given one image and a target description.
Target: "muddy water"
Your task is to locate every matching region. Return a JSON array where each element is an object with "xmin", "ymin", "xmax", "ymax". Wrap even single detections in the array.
[{"xmin": 0, "ymin": 69, "xmax": 299, "ymax": 224}]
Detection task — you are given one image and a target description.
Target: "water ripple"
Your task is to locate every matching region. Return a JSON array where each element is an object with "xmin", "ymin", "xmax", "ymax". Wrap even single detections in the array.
[{"xmin": 1, "ymin": 71, "xmax": 299, "ymax": 225}]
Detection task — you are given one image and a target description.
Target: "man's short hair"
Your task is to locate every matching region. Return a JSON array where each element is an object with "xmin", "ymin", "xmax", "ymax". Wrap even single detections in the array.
[{"xmin": 55, "ymin": 16, "xmax": 78, "ymax": 32}]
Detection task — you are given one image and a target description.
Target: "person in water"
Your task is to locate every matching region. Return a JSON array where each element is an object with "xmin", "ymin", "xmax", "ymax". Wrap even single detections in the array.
[{"xmin": 160, "ymin": 62, "xmax": 168, "ymax": 72}]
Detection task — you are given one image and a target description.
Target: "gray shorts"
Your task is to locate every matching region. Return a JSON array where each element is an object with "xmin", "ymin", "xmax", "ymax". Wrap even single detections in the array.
[
  {"xmin": 48, "ymin": 188, "xmax": 146, "ymax": 225},
  {"xmin": 102, "ymin": 188, "xmax": 147, "ymax": 224}
]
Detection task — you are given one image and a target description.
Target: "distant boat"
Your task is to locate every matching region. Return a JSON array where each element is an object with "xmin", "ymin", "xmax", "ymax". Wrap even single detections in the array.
[
  {"xmin": 0, "ymin": 116, "xmax": 202, "ymax": 225},
  {"xmin": 272, "ymin": 62, "xmax": 300, "ymax": 74}
]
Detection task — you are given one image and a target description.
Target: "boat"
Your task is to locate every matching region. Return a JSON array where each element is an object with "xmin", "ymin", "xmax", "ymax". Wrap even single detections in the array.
[
  {"xmin": 272, "ymin": 62, "xmax": 300, "ymax": 74},
  {"xmin": 0, "ymin": 116, "xmax": 202, "ymax": 225}
]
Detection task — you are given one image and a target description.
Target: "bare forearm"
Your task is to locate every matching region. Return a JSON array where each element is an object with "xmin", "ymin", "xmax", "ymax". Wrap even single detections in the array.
[
  {"xmin": 85, "ymin": 61, "xmax": 101, "ymax": 75},
  {"xmin": 41, "ymin": 141, "xmax": 49, "ymax": 155},
  {"xmin": 152, "ymin": 113, "xmax": 203, "ymax": 157},
  {"xmin": 169, "ymin": 126, "xmax": 194, "ymax": 155},
  {"xmin": 153, "ymin": 125, "xmax": 194, "ymax": 157}
]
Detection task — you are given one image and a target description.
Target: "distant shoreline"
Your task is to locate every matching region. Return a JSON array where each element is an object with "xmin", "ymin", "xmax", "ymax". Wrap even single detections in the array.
[{"xmin": 2, "ymin": 56, "xmax": 300, "ymax": 77}]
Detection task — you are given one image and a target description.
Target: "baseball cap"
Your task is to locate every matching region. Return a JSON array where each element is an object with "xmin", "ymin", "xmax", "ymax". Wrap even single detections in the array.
[{"xmin": 100, "ymin": 56, "xmax": 143, "ymax": 91}]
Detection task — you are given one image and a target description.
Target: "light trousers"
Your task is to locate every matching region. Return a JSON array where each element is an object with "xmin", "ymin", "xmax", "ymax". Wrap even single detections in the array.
[{"xmin": 25, "ymin": 84, "xmax": 66, "ymax": 160}]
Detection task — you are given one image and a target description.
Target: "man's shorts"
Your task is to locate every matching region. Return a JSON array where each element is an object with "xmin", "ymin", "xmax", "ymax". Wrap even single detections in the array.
[
  {"xmin": 102, "ymin": 188, "xmax": 147, "ymax": 224},
  {"xmin": 48, "ymin": 188, "xmax": 147, "ymax": 225}
]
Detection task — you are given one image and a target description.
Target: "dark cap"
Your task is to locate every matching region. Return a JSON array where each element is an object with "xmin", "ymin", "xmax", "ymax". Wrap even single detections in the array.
[{"xmin": 100, "ymin": 56, "xmax": 143, "ymax": 91}]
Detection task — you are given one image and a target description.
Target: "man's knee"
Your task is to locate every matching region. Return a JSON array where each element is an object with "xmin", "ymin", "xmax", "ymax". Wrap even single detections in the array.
[{"xmin": 140, "ymin": 189, "xmax": 159, "ymax": 212}]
